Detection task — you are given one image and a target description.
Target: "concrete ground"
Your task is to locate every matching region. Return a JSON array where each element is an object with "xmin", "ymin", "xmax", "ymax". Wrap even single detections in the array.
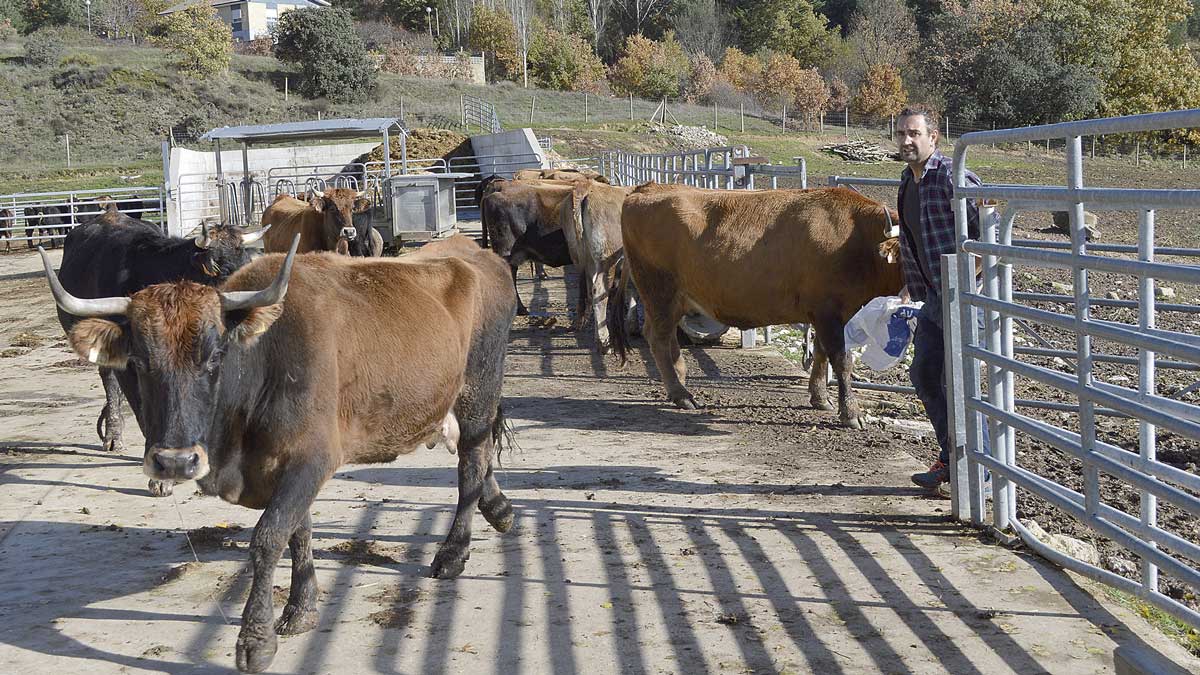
[{"xmin": 1, "ymin": 245, "xmax": 1197, "ymax": 674}]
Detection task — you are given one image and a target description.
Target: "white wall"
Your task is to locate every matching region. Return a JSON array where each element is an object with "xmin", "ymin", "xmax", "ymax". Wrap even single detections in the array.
[
  {"xmin": 166, "ymin": 142, "xmax": 378, "ymax": 236},
  {"xmin": 468, "ymin": 129, "xmax": 547, "ymax": 176}
]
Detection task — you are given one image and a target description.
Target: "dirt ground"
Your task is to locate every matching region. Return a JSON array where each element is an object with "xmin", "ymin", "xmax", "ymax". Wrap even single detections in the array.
[{"xmin": 2, "ymin": 244, "xmax": 1198, "ymax": 674}]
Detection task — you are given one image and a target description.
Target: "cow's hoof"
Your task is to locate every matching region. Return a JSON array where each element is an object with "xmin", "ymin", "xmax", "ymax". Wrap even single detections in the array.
[
  {"xmin": 102, "ymin": 437, "xmax": 122, "ymax": 453},
  {"xmin": 840, "ymin": 411, "xmax": 867, "ymax": 430},
  {"xmin": 516, "ymin": 306, "xmax": 529, "ymax": 317},
  {"xmin": 810, "ymin": 397, "xmax": 834, "ymax": 412},
  {"xmin": 481, "ymin": 496, "xmax": 514, "ymax": 533},
  {"xmin": 275, "ymin": 604, "xmax": 319, "ymax": 636},
  {"xmin": 671, "ymin": 393, "xmax": 701, "ymax": 410},
  {"xmin": 429, "ymin": 550, "xmax": 467, "ymax": 579},
  {"xmin": 148, "ymin": 479, "xmax": 173, "ymax": 497},
  {"xmin": 236, "ymin": 626, "xmax": 278, "ymax": 673}
]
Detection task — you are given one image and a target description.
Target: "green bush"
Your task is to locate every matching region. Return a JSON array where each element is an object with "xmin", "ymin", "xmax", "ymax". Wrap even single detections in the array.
[
  {"xmin": 61, "ymin": 52, "xmax": 98, "ymax": 67},
  {"xmin": 156, "ymin": 5, "xmax": 232, "ymax": 77},
  {"xmin": 274, "ymin": 8, "xmax": 376, "ymax": 102},
  {"xmin": 24, "ymin": 27, "xmax": 65, "ymax": 66}
]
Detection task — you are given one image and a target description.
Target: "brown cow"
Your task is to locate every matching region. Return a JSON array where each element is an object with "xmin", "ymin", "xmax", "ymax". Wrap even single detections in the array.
[
  {"xmin": 558, "ymin": 180, "xmax": 633, "ymax": 351},
  {"xmin": 41, "ymin": 233, "xmax": 517, "ymax": 672},
  {"xmin": 609, "ymin": 183, "xmax": 902, "ymax": 428},
  {"xmin": 0, "ymin": 208, "xmax": 12, "ymax": 252},
  {"xmin": 261, "ymin": 188, "xmax": 382, "ymax": 257},
  {"xmin": 514, "ymin": 167, "xmax": 610, "ymax": 183}
]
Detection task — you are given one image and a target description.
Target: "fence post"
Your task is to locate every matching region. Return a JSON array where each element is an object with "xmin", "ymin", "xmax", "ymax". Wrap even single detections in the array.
[
  {"xmin": 713, "ymin": 101, "xmax": 717, "ymax": 130},
  {"xmin": 460, "ymin": 94, "xmax": 465, "ymax": 128},
  {"xmin": 65, "ymin": 132, "xmax": 71, "ymax": 168},
  {"xmin": 1185, "ymin": 144, "xmax": 1188, "ymax": 169},
  {"xmin": 1046, "ymin": 138, "xmax": 1050, "ymax": 153},
  {"xmin": 819, "ymin": 111, "xmax": 824, "ymax": 133},
  {"xmin": 629, "ymin": 93, "xmax": 633, "ymax": 121},
  {"xmin": 992, "ymin": 122, "xmax": 995, "ymax": 150},
  {"xmin": 1136, "ymin": 141, "xmax": 1140, "ymax": 167},
  {"xmin": 661, "ymin": 97, "xmax": 667, "ymax": 125},
  {"xmin": 945, "ymin": 116, "xmax": 950, "ymax": 140},
  {"xmin": 400, "ymin": 97, "xmax": 405, "ymax": 124},
  {"xmin": 284, "ymin": 76, "xmax": 288, "ymax": 102},
  {"xmin": 584, "ymin": 93, "xmax": 588, "ymax": 124},
  {"xmin": 782, "ymin": 102, "xmax": 786, "ymax": 131},
  {"xmin": 844, "ymin": 107, "xmax": 849, "ymax": 139},
  {"xmin": 941, "ymin": 253, "xmax": 970, "ymax": 521},
  {"xmin": 740, "ymin": 103, "xmax": 744, "ymax": 132}
]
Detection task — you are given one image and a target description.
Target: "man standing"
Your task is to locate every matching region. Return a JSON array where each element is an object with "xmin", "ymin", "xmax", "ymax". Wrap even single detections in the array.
[{"xmin": 895, "ymin": 105, "xmax": 988, "ymax": 495}]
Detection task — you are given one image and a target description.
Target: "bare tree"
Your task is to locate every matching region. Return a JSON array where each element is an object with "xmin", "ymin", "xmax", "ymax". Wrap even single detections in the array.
[
  {"xmin": 672, "ymin": 0, "xmax": 729, "ymax": 62},
  {"xmin": 613, "ymin": 0, "xmax": 668, "ymax": 36},
  {"xmin": 508, "ymin": 0, "xmax": 533, "ymax": 87},
  {"xmin": 847, "ymin": 0, "xmax": 919, "ymax": 74},
  {"xmin": 584, "ymin": 0, "xmax": 611, "ymax": 49}
]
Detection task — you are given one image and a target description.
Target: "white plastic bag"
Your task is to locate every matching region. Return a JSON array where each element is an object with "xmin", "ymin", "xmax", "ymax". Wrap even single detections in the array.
[{"xmin": 844, "ymin": 296, "xmax": 924, "ymax": 371}]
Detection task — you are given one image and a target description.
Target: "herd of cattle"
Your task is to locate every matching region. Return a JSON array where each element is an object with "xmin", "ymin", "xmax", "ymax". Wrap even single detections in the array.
[
  {"xmin": 28, "ymin": 168, "xmax": 902, "ymax": 672},
  {"xmin": 0, "ymin": 196, "xmax": 154, "ymax": 251}
]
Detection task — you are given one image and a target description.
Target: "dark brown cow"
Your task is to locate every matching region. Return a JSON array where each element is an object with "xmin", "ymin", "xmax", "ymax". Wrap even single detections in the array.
[
  {"xmin": 609, "ymin": 183, "xmax": 902, "ymax": 428},
  {"xmin": 0, "ymin": 208, "xmax": 12, "ymax": 252},
  {"xmin": 41, "ymin": 233, "xmax": 517, "ymax": 672},
  {"xmin": 480, "ymin": 178, "xmax": 576, "ymax": 315},
  {"xmin": 261, "ymin": 188, "xmax": 382, "ymax": 257}
]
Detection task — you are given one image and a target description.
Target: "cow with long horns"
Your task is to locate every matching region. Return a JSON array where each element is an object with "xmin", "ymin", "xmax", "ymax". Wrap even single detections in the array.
[
  {"xmin": 41, "ymin": 233, "xmax": 518, "ymax": 672},
  {"xmin": 261, "ymin": 188, "xmax": 383, "ymax": 257},
  {"xmin": 54, "ymin": 205, "xmax": 269, "ymax": 484}
]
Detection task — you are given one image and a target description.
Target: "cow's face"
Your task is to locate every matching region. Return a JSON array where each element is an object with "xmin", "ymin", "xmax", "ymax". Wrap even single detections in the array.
[
  {"xmin": 308, "ymin": 188, "xmax": 373, "ymax": 256},
  {"xmin": 41, "ymin": 241, "xmax": 296, "ymax": 485},
  {"xmin": 194, "ymin": 222, "xmax": 256, "ymax": 278},
  {"xmin": 68, "ymin": 283, "xmax": 283, "ymax": 482}
]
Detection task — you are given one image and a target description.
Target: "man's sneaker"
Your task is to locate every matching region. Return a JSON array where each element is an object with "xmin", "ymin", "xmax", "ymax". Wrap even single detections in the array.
[{"xmin": 912, "ymin": 460, "xmax": 949, "ymax": 493}]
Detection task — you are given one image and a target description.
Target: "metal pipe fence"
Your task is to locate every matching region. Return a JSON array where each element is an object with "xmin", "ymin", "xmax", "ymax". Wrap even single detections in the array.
[
  {"xmin": 945, "ymin": 108, "xmax": 1200, "ymax": 630},
  {"xmin": 0, "ymin": 187, "xmax": 165, "ymax": 246}
]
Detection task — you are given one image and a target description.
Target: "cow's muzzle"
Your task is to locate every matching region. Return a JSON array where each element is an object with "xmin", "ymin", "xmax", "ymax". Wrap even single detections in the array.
[
  {"xmin": 145, "ymin": 445, "xmax": 210, "ymax": 481},
  {"xmin": 340, "ymin": 226, "xmax": 357, "ymax": 241}
]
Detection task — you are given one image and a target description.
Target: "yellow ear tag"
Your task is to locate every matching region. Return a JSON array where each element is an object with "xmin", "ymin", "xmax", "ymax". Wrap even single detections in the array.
[{"xmin": 88, "ymin": 347, "xmax": 100, "ymax": 363}]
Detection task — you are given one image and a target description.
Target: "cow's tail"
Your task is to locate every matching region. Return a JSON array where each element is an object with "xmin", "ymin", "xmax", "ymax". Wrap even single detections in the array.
[
  {"xmin": 607, "ymin": 255, "xmax": 631, "ymax": 367},
  {"xmin": 491, "ymin": 404, "xmax": 519, "ymax": 467}
]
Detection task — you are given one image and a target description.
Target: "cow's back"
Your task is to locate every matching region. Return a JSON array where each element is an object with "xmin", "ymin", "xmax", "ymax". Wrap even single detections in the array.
[
  {"xmin": 621, "ymin": 186, "xmax": 899, "ymax": 326},
  {"xmin": 262, "ymin": 195, "xmax": 326, "ymax": 254},
  {"xmin": 56, "ymin": 216, "xmax": 166, "ymax": 330}
]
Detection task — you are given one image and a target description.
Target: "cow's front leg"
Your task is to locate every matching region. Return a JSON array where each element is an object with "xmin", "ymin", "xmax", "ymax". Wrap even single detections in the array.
[
  {"xmin": 807, "ymin": 339, "xmax": 834, "ymax": 411},
  {"xmin": 97, "ymin": 368, "xmax": 125, "ymax": 453},
  {"xmin": 509, "ymin": 263, "xmax": 528, "ymax": 316},
  {"xmin": 275, "ymin": 513, "xmax": 319, "ymax": 636},
  {"xmin": 813, "ymin": 315, "xmax": 864, "ymax": 429},
  {"xmin": 590, "ymin": 270, "xmax": 611, "ymax": 353},
  {"xmin": 237, "ymin": 462, "xmax": 326, "ymax": 673}
]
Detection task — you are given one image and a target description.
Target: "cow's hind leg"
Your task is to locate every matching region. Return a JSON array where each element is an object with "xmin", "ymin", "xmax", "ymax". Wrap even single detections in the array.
[
  {"xmin": 510, "ymin": 263, "xmax": 529, "ymax": 316},
  {"xmin": 807, "ymin": 339, "xmax": 834, "ymax": 411},
  {"xmin": 591, "ymin": 270, "xmax": 612, "ymax": 353},
  {"xmin": 237, "ymin": 459, "xmax": 327, "ymax": 673},
  {"xmin": 633, "ymin": 263, "xmax": 694, "ymax": 409},
  {"xmin": 811, "ymin": 313, "xmax": 866, "ymax": 429},
  {"xmin": 97, "ymin": 368, "xmax": 126, "ymax": 453},
  {"xmin": 431, "ymin": 426, "xmax": 500, "ymax": 579},
  {"xmin": 275, "ymin": 513, "xmax": 319, "ymax": 636}
]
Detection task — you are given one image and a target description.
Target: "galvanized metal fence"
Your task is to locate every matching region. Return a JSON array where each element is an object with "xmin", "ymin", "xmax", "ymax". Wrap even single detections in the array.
[
  {"xmin": 461, "ymin": 94, "xmax": 502, "ymax": 134},
  {"xmin": 944, "ymin": 109, "xmax": 1200, "ymax": 630},
  {"xmin": 0, "ymin": 187, "xmax": 165, "ymax": 247}
]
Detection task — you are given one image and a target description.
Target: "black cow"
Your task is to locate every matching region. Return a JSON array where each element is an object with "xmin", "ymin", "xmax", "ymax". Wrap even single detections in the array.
[
  {"xmin": 25, "ymin": 205, "xmax": 68, "ymax": 248},
  {"xmin": 479, "ymin": 177, "xmax": 576, "ymax": 315},
  {"xmin": 0, "ymin": 208, "xmax": 13, "ymax": 252},
  {"xmin": 56, "ymin": 206, "xmax": 268, "ymax": 494}
]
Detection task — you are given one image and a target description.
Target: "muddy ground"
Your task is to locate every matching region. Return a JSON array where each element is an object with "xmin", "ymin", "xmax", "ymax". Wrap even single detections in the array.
[{"xmin": 1, "ymin": 245, "xmax": 1198, "ymax": 673}]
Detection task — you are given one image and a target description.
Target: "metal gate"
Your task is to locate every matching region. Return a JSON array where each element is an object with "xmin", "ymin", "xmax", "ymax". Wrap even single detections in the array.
[
  {"xmin": 944, "ymin": 109, "xmax": 1200, "ymax": 629},
  {"xmin": 0, "ymin": 187, "xmax": 165, "ymax": 245}
]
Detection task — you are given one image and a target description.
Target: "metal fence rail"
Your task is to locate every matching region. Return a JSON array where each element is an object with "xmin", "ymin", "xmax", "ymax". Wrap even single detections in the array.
[
  {"xmin": 461, "ymin": 94, "xmax": 502, "ymax": 134},
  {"xmin": 0, "ymin": 187, "xmax": 165, "ymax": 246},
  {"xmin": 945, "ymin": 108, "xmax": 1200, "ymax": 630}
]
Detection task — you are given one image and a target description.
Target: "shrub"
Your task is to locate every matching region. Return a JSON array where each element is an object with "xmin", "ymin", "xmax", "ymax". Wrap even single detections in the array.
[
  {"xmin": 854, "ymin": 63, "xmax": 907, "ymax": 120},
  {"xmin": 61, "ymin": 52, "xmax": 98, "ymax": 67},
  {"xmin": 234, "ymin": 36, "xmax": 275, "ymax": 57},
  {"xmin": 792, "ymin": 68, "xmax": 830, "ymax": 129},
  {"xmin": 0, "ymin": 18, "xmax": 18, "ymax": 41},
  {"xmin": 528, "ymin": 28, "xmax": 607, "ymax": 93},
  {"xmin": 717, "ymin": 46, "xmax": 762, "ymax": 94},
  {"xmin": 468, "ymin": 3, "xmax": 520, "ymax": 82},
  {"xmin": 274, "ymin": 7, "xmax": 376, "ymax": 102},
  {"xmin": 156, "ymin": 5, "xmax": 232, "ymax": 77},
  {"xmin": 682, "ymin": 53, "xmax": 717, "ymax": 103},
  {"xmin": 24, "ymin": 27, "xmax": 65, "ymax": 66},
  {"xmin": 609, "ymin": 32, "xmax": 688, "ymax": 99}
]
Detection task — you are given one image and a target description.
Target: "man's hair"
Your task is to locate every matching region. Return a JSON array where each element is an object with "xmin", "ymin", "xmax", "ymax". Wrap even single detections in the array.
[{"xmin": 897, "ymin": 105, "xmax": 940, "ymax": 133}]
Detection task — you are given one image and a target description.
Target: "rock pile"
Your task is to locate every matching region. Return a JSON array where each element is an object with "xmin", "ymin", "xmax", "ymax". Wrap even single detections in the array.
[
  {"xmin": 643, "ymin": 123, "xmax": 729, "ymax": 150},
  {"xmin": 821, "ymin": 140, "xmax": 898, "ymax": 162}
]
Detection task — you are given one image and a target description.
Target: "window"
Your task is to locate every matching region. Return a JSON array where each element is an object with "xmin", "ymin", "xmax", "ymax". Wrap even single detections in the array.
[{"xmin": 231, "ymin": 8, "xmax": 242, "ymax": 18}]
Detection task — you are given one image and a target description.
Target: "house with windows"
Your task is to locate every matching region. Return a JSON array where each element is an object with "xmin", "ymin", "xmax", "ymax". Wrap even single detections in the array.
[{"xmin": 159, "ymin": 0, "xmax": 330, "ymax": 41}]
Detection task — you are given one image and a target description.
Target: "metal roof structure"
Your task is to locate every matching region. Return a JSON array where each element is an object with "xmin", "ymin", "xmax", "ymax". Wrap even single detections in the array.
[{"xmin": 200, "ymin": 118, "xmax": 406, "ymax": 145}]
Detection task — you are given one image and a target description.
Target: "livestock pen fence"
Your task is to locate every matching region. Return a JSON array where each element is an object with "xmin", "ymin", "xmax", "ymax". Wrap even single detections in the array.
[
  {"xmin": 586, "ymin": 114, "xmax": 1200, "ymax": 631},
  {"xmin": 0, "ymin": 187, "xmax": 165, "ymax": 247}
]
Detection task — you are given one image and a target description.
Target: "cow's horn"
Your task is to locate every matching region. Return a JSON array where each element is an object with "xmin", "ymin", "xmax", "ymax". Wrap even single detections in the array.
[
  {"xmin": 240, "ymin": 223, "xmax": 271, "ymax": 245},
  {"xmin": 220, "ymin": 234, "xmax": 300, "ymax": 312},
  {"xmin": 194, "ymin": 220, "xmax": 211, "ymax": 249},
  {"xmin": 39, "ymin": 247, "xmax": 131, "ymax": 317}
]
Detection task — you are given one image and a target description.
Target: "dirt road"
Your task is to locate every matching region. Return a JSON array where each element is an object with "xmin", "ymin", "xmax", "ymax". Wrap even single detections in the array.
[{"xmin": 1, "ymin": 248, "xmax": 1196, "ymax": 674}]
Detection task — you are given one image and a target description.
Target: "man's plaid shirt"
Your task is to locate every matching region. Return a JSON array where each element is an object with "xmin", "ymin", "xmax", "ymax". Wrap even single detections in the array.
[{"xmin": 896, "ymin": 151, "xmax": 983, "ymax": 302}]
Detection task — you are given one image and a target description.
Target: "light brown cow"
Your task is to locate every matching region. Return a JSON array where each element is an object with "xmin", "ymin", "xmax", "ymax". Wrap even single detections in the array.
[
  {"xmin": 558, "ymin": 180, "xmax": 633, "ymax": 351},
  {"xmin": 609, "ymin": 183, "xmax": 902, "ymax": 428},
  {"xmin": 42, "ymin": 233, "xmax": 517, "ymax": 672},
  {"xmin": 261, "ymin": 188, "xmax": 382, "ymax": 257},
  {"xmin": 514, "ymin": 167, "xmax": 609, "ymax": 184}
]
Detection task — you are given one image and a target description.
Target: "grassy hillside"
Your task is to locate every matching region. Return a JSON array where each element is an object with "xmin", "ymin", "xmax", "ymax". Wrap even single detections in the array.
[{"xmin": 0, "ymin": 35, "xmax": 1192, "ymax": 196}]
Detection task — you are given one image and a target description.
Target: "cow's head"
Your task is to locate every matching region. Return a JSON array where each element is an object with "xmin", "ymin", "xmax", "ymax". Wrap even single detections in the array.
[
  {"xmin": 306, "ymin": 188, "xmax": 373, "ymax": 256},
  {"xmin": 40, "ymin": 236, "xmax": 299, "ymax": 484},
  {"xmin": 193, "ymin": 220, "xmax": 270, "ymax": 279}
]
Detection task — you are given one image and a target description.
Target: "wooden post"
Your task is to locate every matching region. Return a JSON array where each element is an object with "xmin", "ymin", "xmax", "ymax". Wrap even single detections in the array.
[
  {"xmin": 740, "ymin": 103, "xmax": 744, "ymax": 132},
  {"xmin": 782, "ymin": 102, "xmax": 786, "ymax": 131},
  {"xmin": 584, "ymin": 93, "xmax": 588, "ymax": 124},
  {"xmin": 529, "ymin": 95, "xmax": 536, "ymax": 124},
  {"xmin": 844, "ymin": 106, "xmax": 849, "ymax": 139},
  {"xmin": 460, "ymin": 94, "xmax": 465, "ymax": 127},
  {"xmin": 1185, "ymin": 144, "xmax": 1188, "ymax": 169},
  {"xmin": 1046, "ymin": 138, "xmax": 1050, "ymax": 153},
  {"xmin": 284, "ymin": 76, "xmax": 288, "ymax": 102},
  {"xmin": 65, "ymin": 132, "xmax": 71, "ymax": 168},
  {"xmin": 400, "ymin": 97, "xmax": 405, "ymax": 123},
  {"xmin": 629, "ymin": 93, "xmax": 633, "ymax": 120},
  {"xmin": 661, "ymin": 97, "xmax": 667, "ymax": 125},
  {"xmin": 1136, "ymin": 141, "xmax": 1140, "ymax": 166},
  {"xmin": 713, "ymin": 101, "xmax": 717, "ymax": 130},
  {"xmin": 991, "ymin": 122, "xmax": 995, "ymax": 150},
  {"xmin": 819, "ymin": 111, "xmax": 824, "ymax": 133}
]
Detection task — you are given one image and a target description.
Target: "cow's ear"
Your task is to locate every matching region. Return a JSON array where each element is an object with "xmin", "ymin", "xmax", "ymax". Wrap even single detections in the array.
[
  {"xmin": 225, "ymin": 304, "xmax": 284, "ymax": 346},
  {"xmin": 307, "ymin": 191, "xmax": 325, "ymax": 213},
  {"xmin": 878, "ymin": 237, "xmax": 900, "ymax": 264},
  {"xmin": 352, "ymin": 196, "xmax": 371, "ymax": 213},
  {"xmin": 69, "ymin": 319, "xmax": 129, "ymax": 368}
]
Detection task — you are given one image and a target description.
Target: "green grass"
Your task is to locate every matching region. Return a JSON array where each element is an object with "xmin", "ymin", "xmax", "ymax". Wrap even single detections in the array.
[{"xmin": 1101, "ymin": 586, "xmax": 1200, "ymax": 657}]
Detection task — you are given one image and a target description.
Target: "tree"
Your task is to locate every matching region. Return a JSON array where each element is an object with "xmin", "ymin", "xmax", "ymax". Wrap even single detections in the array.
[
  {"xmin": 717, "ymin": 46, "xmax": 762, "ymax": 94},
  {"xmin": 792, "ymin": 67, "xmax": 830, "ymax": 129},
  {"xmin": 755, "ymin": 51, "xmax": 804, "ymax": 110},
  {"xmin": 157, "ymin": 5, "xmax": 231, "ymax": 77},
  {"xmin": 828, "ymin": 75, "xmax": 850, "ymax": 111},
  {"xmin": 611, "ymin": 0, "xmax": 669, "ymax": 36},
  {"xmin": 671, "ymin": 0, "xmax": 730, "ymax": 62},
  {"xmin": 727, "ymin": 0, "xmax": 838, "ymax": 68},
  {"xmin": 274, "ymin": 7, "xmax": 376, "ymax": 101},
  {"xmin": 24, "ymin": 26, "xmax": 66, "ymax": 65},
  {"xmin": 528, "ymin": 27, "xmax": 607, "ymax": 92},
  {"xmin": 468, "ymin": 3, "xmax": 521, "ymax": 82},
  {"xmin": 21, "ymin": 0, "xmax": 81, "ymax": 33},
  {"xmin": 608, "ymin": 32, "xmax": 688, "ymax": 99},
  {"xmin": 847, "ymin": 0, "xmax": 918, "ymax": 73},
  {"xmin": 682, "ymin": 52, "xmax": 716, "ymax": 103},
  {"xmin": 854, "ymin": 62, "xmax": 906, "ymax": 120}
]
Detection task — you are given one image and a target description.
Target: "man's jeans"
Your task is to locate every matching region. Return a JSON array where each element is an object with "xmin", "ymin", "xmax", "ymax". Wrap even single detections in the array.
[{"xmin": 909, "ymin": 304, "xmax": 990, "ymax": 466}]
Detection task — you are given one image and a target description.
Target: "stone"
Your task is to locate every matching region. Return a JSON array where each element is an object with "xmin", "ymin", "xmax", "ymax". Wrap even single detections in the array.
[{"xmin": 1022, "ymin": 519, "xmax": 1101, "ymax": 566}]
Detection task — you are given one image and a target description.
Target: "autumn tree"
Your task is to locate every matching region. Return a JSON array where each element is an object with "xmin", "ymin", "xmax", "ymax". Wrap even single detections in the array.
[
  {"xmin": 827, "ymin": 75, "xmax": 850, "ymax": 111},
  {"xmin": 528, "ymin": 27, "xmax": 607, "ymax": 93},
  {"xmin": 157, "ymin": 5, "xmax": 231, "ymax": 77},
  {"xmin": 682, "ymin": 52, "xmax": 716, "ymax": 103},
  {"xmin": 855, "ymin": 63, "xmax": 906, "ymax": 120},
  {"xmin": 792, "ymin": 67, "xmax": 831, "ymax": 129},
  {"xmin": 609, "ymin": 32, "xmax": 688, "ymax": 99},
  {"xmin": 755, "ymin": 51, "xmax": 804, "ymax": 110},
  {"xmin": 469, "ymin": 3, "xmax": 521, "ymax": 82},
  {"xmin": 717, "ymin": 46, "xmax": 762, "ymax": 94}
]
